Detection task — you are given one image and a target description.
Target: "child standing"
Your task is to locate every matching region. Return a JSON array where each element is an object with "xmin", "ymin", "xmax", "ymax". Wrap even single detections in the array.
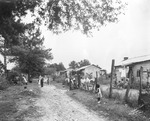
[
  {"xmin": 96, "ymin": 84, "xmax": 102, "ymax": 103},
  {"xmin": 22, "ymin": 75, "xmax": 27, "ymax": 89}
]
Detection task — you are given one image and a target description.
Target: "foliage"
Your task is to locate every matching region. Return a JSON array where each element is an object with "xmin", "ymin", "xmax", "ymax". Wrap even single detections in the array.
[
  {"xmin": 48, "ymin": 62, "xmax": 66, "ymax": 71},
  {"xmin": 43, "ymin": 0, "xmax": 125, "ymax": 34},
  {"xmin": 44, "ymin": 66, "xmax": 56, "ymax": 75},
  {"xmin": 55, "ymin": 75, "xmax": 66, "ymax": 83},
  {"xmin": 0, "ymin": 0, "xmax": 42, "ymax": 74},
  {"xmin": 69, "ymin": 59, "xmax": 91, "ymax": 69},
  {"xmin": 78, "ymin": 59, "xmax": 91, "ymax": 67},
  {"xmin": 9, "ymin": 26, "xmax": 53, "ymax": 77},
  {"xmin": 0, "ymin": 60, "xmax": 4, "ymax": 74},
  {"xmin": 0, "ymin": 76, "xmax": 9, "ymax": 90},
  {"xmin": 7, "ymin": 70, "xmax": 21, "ymax": 84},
  {"xmin": 0, "ymin": 0, "xmax": 42, "ymax": 51},
  {"xmin": 69, "ymin": 60, "xmax": 79, "ymax": 69}
]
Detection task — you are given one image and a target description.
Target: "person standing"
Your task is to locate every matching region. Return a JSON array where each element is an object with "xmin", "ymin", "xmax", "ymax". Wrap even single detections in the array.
[
  {"xmin": 96, "ymin": 84, "xmax": 103, "ymax": 104},
  {"xmin": 38, "ymin": 75, "xmax": 42, "ymax": 85},
  {"xmin": 22, "ymin": 75, "xmax": 27, "ymax": 89},
  {"xmin": 40, "ymin": 76, "xmax": 44, "ymax": 87},
  {"xmin": 47, "ymin": 76, "xmax": 50, "ymax": 85}
]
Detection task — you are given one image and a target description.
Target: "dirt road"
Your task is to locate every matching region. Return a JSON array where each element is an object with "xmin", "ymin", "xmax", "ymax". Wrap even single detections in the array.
[{"xmin": 28, "ymin": 85, "xmax": 108, "ymax": 121}]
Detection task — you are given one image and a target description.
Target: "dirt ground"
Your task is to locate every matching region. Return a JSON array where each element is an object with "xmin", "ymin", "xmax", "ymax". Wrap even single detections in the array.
[
  {"xmin": 53, "ymin": 82, "xmax": 150, "ymax": 121},
  {"xmin": 0, "ymin": 81, "xmax": 150, "ymax": 121},
  {"xmin": 0, "ymin": 81, "xmax": 107, "ymax": 121}
]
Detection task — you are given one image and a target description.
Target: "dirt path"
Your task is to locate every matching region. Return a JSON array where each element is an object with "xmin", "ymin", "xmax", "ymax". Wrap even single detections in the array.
[{"xmin": 28, "ymin": 85, "xmax": 108, "ymax": 121}]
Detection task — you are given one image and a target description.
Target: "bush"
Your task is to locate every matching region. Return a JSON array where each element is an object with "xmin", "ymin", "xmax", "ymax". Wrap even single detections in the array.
[
  {"xmin": 130, "ymin": 81, "xmax": 140, "ymax": 89},
  {"xmin": 55, "ymin": 76, "xmax": 65, "ymax": 83},
  {"xmin": 0, "ymin": 76, "xmax": 10, "ymax": 90},
  {"xmin": 98, "ymin": 77, "xmax": 110, "ymax": 85},
  {"xmin": 7, "ymin": 71, "xmax": 21, "ymax": 85}
]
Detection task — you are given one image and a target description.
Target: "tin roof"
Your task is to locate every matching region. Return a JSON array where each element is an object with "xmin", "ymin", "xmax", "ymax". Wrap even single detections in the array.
[{"xmin": 116, "ymin": 55, "xmax": 150, "ymax": 66}]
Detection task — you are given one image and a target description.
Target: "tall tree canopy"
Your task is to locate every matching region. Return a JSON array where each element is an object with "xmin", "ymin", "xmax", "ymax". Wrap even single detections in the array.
[
  {"xmin": 44, "ymin": 0, "xmax": 125, "ymax": 34},
  {"xmin": 9, "ymin": 25, "xmax": 52, "ymax": 78},
  {"xmin": 69, "ymin": 60, "xmax": 79, "ymax": 69},
  {"xmin": 69, "ymin": 59, "xmax": 91, "ymax": 69},
  {"xmin": 0, "ymin": 0, "xmax": 125, "ymax": 37},
  {"xmin": 48, "ymin": 62, "xmax": 66, "ymax": 71},
  {"xmin": 0, "ymin": 0, "xmax": 42, "ymax": 73},
  {"xmin": 78, "ymin": 59, "xmax": 91, "ymax": 67}
]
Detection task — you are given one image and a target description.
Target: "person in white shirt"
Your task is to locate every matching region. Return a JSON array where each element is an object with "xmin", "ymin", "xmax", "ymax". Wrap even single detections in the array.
[
  {"xmin": 96, "ymin": 84, "xmax": 103, "ymax": 103},
  {"xmin": 22, "ymin": 75, "xmax": 27, "ymax": 89}
]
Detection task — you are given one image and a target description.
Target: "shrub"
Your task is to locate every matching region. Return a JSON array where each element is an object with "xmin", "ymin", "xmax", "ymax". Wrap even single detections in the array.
[
  {"xmin": 130, "ymin": 81, "xmax": 140, "ymax": 89},
  {"xmin": 0, "ymin": 76, "xmax": 9, "ymax": 90},
  {"xmin": 7, "ymin": 71, "xmax": 21, "ymax": 85},
  {"xmin": 55, "ymin": 76, "xmax": 65, "ymax": 83},
  {"xmin": 98, "ymin": 77, "xmax": 110, "ymax": 85}
]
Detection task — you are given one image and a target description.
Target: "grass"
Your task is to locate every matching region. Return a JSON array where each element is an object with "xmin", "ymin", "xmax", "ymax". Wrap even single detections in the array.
[
  {"xmin": 0, "ymin": 101, "xmax": 17, "ymax": 121},
  {"xmin": 0, "ymin": 82, "xmax": 42, "ymax": 121},
  {"xmin": 53, "ymin": 82, "xmax": 150, "ymax": 121}
]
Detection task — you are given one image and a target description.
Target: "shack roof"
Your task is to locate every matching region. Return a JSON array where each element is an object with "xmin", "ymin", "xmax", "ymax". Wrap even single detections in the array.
[{"xmin": 116, "ymin": 55, "xmax": 150, "ymax": 66}]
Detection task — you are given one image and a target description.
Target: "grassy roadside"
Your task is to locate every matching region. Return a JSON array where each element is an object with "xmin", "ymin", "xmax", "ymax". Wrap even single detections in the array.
[
  {"xmin": 0, "ymin": 82, "xmax": 42, "ymax": 121},
  {"xmin": 53, "ymin": 82, "xmax": 150, "ymax": 121}
]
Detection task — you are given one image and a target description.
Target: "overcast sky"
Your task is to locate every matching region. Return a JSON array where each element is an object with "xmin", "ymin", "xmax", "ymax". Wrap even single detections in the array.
[
  {"xmin": 43, "ymin": 0, "xmax": 150, "ymax": 72},
  {"xmin": 1, "ymin": 0, "xmax": 150, "ymax": 72}
]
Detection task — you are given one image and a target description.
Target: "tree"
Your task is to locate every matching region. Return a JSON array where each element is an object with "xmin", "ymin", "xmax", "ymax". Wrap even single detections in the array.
[
  {"xmin": 42, "ymin": 0, "xmax": 125, "ymax": 35},
  {"xmin": 48, "ymin": 62, "xmax": 66, "ymax": 71},
  {"xmin": 78, "ymin": 59, "xmax": 91, "ymax": 67},
  {"xmin": 10, "ymin": 26, "xmax": 52, "ymax": 81},
  {"xmin": 57, "ymin": 62, "xmax": 66, "ymax": 71},
  {"xmin": 69, "ymin": 60, "xmax": 79, "ymax": 69},
  {"xmin": 44, "ymin": 67, "xmax": 57, "ymax": 76},
  {"xmin": 0, "ymin": 0, "xmax": 42, "ymax": 74}
]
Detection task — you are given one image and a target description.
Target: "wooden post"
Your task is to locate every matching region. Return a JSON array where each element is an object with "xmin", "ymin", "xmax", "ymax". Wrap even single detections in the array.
[
  {"xmin": 69, "ymin": 71, "xmax": 72, "ymax": 90},
  {"xmin": 96, "ymin": 71, "xmax": 98, "ymax": 85},
  {"xmin": 138, "ymin": 66, "xmax": 143, "ymax": 105},
  {"xmin": 94, "ymin": 71, "xmax": 98, "ymax": 91},
  {"xmin": 4, "ymin": 40, "xmax": 7, "ymax": 76},
  {"xmin": 77, "ymin": 73, "xmax": 81, "ymax": 88},
  {"xmin": 109, "ymin": 59, "xmax": 115, "ymax": 98},
  {"xmin": 124, "ymin": 67, "xmax": 132, "ymax": 103}
]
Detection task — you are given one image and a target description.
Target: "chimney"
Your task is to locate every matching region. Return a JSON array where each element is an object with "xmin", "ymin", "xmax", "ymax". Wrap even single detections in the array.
[{"xmin": 124, "ymin": 57, "xmax": 128, "ymax": 61}]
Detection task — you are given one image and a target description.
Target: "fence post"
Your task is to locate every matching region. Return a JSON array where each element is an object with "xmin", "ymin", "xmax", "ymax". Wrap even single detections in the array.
[
  {"xmin": 77, "ymin": 73, "xmax": 80, "ymax": 88},
  {"xmin": 124, "ymin": 67, "xmax": 132, "ymax": 103},
  {"xmin": 138, "ymin": 66, "xmax": 143, "ymax": 105},
  {"xmin": 109, "ymin": 59, "xmax": 115, "ymax": 98}
]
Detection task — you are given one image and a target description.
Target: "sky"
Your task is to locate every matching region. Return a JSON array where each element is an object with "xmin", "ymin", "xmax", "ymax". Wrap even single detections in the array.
[
  {"xmin": 0, "ymin": 0, "xmax": 150, "ymax": 72},
  {"xmin": 42, "ymin": 0, "xmax": 150, "ymax": 72}
]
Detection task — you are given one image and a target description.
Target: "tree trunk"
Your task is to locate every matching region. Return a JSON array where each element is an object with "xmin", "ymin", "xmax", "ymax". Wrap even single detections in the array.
[{"xmin": 109, "ymin": 59, "xmax": 115, "ymax": 98}]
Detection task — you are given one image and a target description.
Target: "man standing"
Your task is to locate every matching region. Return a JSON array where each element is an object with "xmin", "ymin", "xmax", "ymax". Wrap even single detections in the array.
[{"xmin": 40, "ymin": 76, "xmax": 44, "ymax": 87}]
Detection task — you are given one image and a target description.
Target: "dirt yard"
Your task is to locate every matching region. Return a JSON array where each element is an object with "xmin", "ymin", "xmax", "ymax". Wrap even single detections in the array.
[{"xmin": 0, "ymin": 81, "xmax": 150, "ymax": 121}]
